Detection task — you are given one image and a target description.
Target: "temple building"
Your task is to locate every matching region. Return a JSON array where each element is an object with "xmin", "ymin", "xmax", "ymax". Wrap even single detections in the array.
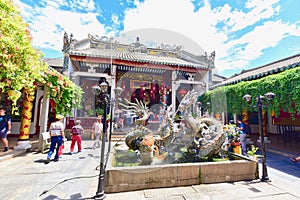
[{"xmin": 63, "ymin": 33, "xmax": 216, "ymax": 118}]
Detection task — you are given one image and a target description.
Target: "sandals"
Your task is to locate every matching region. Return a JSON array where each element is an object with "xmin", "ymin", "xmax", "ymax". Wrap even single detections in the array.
[{"xmin": 290, "ymin": 157, "xmax": 298, "ymax": 163}]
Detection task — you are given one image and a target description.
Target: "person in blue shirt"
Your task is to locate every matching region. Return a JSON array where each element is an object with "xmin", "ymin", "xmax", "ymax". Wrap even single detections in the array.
[
  {"xmin": 237, "ymin": 118, "xmax": 247, "ymax": 156},
  {"xmin": 0, "ymin": 107, "xmax": 11, "ymax": 152}
]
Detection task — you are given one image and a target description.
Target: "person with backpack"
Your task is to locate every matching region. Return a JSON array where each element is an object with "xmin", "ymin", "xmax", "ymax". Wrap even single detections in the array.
[
  {"xmin": 0, "ymin": 107, "xmax": 11, "ymax": 152},
  {"xmin": 69, "ymin": 120, "xmax": 84, "ymax": 154}
]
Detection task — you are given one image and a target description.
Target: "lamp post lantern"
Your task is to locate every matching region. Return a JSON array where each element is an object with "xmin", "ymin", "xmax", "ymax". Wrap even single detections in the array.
[
  {"xmin": 243, "ymin": 92, "xmax": 275, "ymax": 182},
  {"xmin": 93, "ymin": 80, "xmax": 110, "ymax": 200}
]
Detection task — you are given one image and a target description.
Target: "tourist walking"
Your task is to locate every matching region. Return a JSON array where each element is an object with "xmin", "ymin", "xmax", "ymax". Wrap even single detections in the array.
[
  {"xmin": 45, "ymin": 114, "xmax": 65, "ymax": 164},
  {"xmin": 92, "ymin": 116, "xmax": 103, "ymax": 149},
  {"xmin": 0, "ymin": 107, "xmax": 11, "ymax": 152},
  {"xmin": 70, "ymin": 120, "xmax": 84, "ymax": 154},
  {"xmin": 237, "ymin": 118, "xmax": 247, "ymax": 156}
]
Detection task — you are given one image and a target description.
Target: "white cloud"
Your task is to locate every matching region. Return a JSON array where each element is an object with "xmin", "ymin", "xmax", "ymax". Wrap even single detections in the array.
[
  {"xmin": 14, "ymin": 0, "xmax": 104, "ymax": 55},
  {"xmin": 226, "ymin": 20, "xmax": 300, "ymax": 63},
  {"xmin": 122, "ymin": 0, "xmax": 231, "ymax": 72},
  {"xmin": 13, "ymin": 0, "xmax": 300, "ymax": 76},
  {"xmin": 122, "ymin": 0, "xmax": 220, "ymax": 54},
  {"xmin": 121, "ymin": 0, "xmax": 282, "ymax": 74},
  {"xmin": 70, "ymin": 0, "xmax": 96, "ymax": 11},
  {"xmin": 225, "ymin": 0, "xmax": 281, "ymax": 31}
]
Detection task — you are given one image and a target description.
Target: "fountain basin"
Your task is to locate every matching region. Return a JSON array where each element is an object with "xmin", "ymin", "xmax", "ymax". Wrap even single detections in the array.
[{"xmin": 105, "ymin": 153, "xmax": 258, "ymax": 193}]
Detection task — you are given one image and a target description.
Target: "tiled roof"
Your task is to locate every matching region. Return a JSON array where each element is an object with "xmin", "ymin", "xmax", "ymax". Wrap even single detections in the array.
[
  {"xmin": 214, "ymin": 54, "xmax": 300, "ymax": 87},
  {"xmin": 69, "ymin": 48, "xmax": 207, "ymax": 69},
  {"xmin": 42, "ymin": 58, "xmax": 64, "ymax": 68}
]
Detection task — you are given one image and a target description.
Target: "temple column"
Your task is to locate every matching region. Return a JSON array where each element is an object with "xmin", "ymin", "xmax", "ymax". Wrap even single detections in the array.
[
  {"xmin": 233, "ymin": 113, "xmax": 237, "ymax": 123},
  {"xmin": 242, "ymin": 109, "xmax": 253, "ymax": 145},
  {"xmin": 40, "ymin": 87, "xmax": 50, "ymax": 133},
  {"xmin": 257, "ymin": 109, "xmax": 271, "ymax": 143},
  {"xmin": 15, "ymin": 87, "xmax": 36, "ymax": 150},
  {"xmin": 36, "ymin": 87, "xmax": 50, "ymax": 152},
  {"xmin": 110, "ymin": 64, "xmax": 117, "ymax": 101},
  {"xmin": 171, "ymin": 71, "xmax": 179, "ymax": 117},
  {"xmin": 109, "ymin": 64, "xmax": 117, "ymax": 139}
]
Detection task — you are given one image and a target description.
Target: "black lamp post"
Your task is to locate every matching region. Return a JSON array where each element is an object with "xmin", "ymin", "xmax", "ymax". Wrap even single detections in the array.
[
  {"xmin": 93, "ymin": 81, "xmax": 110, "ymax": 200},
  {"xmin": 243, "ymin": 92, "xmax": 275, "ymax": 182}
]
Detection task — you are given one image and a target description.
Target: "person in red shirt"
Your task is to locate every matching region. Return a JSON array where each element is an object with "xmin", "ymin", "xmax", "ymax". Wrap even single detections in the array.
[{"xmin": 70, "ymin": 120, "xmax": 84, "ymax": 154}]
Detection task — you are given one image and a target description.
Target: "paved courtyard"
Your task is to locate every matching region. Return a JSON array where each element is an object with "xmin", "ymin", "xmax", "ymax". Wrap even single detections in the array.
[{"xmin": 0, "ymin": 140, "xmax": 300, "ymax": 199}]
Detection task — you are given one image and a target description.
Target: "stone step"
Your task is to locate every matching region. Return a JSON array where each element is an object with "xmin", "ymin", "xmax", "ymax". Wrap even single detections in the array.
[{"xmin": 111, "ymin": 133, "xmax": 126, "ymax": 142}]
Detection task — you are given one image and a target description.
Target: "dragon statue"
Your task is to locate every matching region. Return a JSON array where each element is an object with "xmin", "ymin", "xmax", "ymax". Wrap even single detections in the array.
[
  {"xmin": 119, "ymin": 98, "xmax": 170, "ymax": 165},
  {"xmin": 120, "ymin": 90, "xmax": 226, "ymax": 165},
  {"xmin": 176, "ymin": 90, "xmax": 226, "ymax": 159}
]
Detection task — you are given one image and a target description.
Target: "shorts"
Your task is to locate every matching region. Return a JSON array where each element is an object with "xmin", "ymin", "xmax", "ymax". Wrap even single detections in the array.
[{"xmin": 0, "ymin": 131, "xmax": 7, "ymax": 139}]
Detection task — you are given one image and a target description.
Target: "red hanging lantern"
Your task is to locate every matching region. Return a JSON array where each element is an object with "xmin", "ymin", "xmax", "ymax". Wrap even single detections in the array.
[{"xmin": 179, "ymin": 89, "xmax": 187, "ymax": 97}]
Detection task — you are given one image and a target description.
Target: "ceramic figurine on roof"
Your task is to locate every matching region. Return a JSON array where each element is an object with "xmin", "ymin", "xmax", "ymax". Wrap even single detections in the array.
[{"xmin": 209, "ymin": 51, "xmax": 216, "ymax": 63}]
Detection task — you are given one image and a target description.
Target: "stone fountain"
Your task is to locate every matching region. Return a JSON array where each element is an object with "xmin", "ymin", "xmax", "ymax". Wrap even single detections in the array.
[{"xmin": 104, "ymin": 90, "xmax": 258, "ymax": 193}]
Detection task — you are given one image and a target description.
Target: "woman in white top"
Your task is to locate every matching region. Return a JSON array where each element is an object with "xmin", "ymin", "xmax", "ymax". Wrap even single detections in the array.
[{"xmin": 92, "ymin": 116, "xmax": 103, "ymax": 149}]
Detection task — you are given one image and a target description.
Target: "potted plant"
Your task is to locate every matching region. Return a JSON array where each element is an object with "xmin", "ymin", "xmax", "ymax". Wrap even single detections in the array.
[
  {"xmin": 247, "ymin": 145, "xmax": 259, "ymax": 160},
  {"xmin": 95, "ymin": 108, "xmax": 104, "ymax": 117}
]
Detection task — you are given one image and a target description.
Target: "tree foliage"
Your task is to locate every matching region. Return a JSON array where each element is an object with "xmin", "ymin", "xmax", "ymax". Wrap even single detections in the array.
[
  {"xmin": 0, "ymin": 0, "xmax": 47, "ymax": 91},
  {"xmin": 199, "ymin": 65, "xmax": 300, "ymax": 117},
  {"xmin": 0, "ymin": 0, "xmax": 83, "ymax": 115}
]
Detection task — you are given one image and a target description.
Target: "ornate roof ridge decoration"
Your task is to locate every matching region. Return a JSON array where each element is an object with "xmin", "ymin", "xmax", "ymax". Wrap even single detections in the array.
[
  {"xmin": 179, "ymin": 50, "xmax": 215, "ymax": 68},
  {"xmin": 73, "ymin": 38, "xmax": 90, "ymax": 50},
  {"xmin": 213, "ymin": 53, "xmax": 300, "ymax": 88},
  {"xmin": 85, "ymin": 34, "xmax": 214, "ymax": 64},
  {"xmin": 69, "ymin": 34, "xmax": 216, "ymax": 69}
]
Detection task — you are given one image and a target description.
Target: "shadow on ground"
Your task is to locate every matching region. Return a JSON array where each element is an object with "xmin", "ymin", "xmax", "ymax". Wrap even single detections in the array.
[
  {"xmin": 42, "ymin": 193, "xmax": 95, "ymax": 200},
  {"xmin": 257, "ymin": 150, "xmax": 300, "ymax": 178}
]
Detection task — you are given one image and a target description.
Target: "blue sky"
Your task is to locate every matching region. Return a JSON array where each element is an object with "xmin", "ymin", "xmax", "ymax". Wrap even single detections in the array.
[{"xmin": 14, "ymin": 0, "xmax": 300, "ymax": 77}]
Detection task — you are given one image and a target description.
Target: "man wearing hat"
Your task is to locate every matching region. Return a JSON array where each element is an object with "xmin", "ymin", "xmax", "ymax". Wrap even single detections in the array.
[{"xmin": 45, "ymin": 114, "xmax": 65, "ymax": 164}]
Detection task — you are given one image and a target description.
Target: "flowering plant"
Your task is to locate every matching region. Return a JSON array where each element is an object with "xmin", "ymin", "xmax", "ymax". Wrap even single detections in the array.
[
  {"xmin": 44, "ymin": 69, "xmax": 83, "ymax": 116},
  {"xmin": 1, "ymin": 0, "xmax": 83, "ymax": 116},
  {"xmin": 0, "ymin": 0, "xmax": 47, "ymax": 112}
]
